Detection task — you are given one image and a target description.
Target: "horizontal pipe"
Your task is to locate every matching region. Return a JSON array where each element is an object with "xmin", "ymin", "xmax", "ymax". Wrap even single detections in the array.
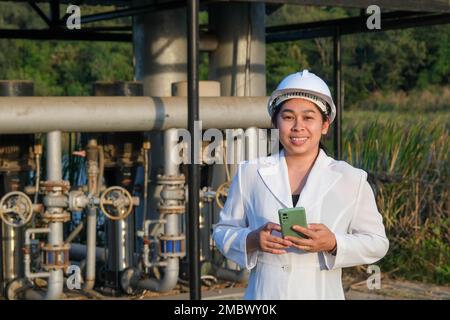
[
  {"xmin": 69, "ymin": 243, "xmax": 107, "ymax": 263},
  {"xmin": 0, "ymin": 96, "xmax": 270, "ymax": 133},
  {"xmin": 212, "ymin": 266, "xmax": 249, "ymax": 283}
]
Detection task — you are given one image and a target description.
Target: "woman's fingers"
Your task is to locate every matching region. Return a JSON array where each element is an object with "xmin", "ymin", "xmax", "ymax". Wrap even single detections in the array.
[
  {"xmin": 264, "ymin": 241, "xmax": 290, "ymax": 250},
  {"xmin": 267, "ymin": 249, "xmax": 287, "ymax": 254},
  {"xmin": 266, "ymin": 234, "xmax": 292, "ymax": 247},
  {"xmin": 308, "ymin": 223, "xmax": 326, "ymax": 231},
  {"xmin": 284, "ymin": 236, "xmax": 313, "ymax": 247},
  {"xmin": 291, "ymin": 225, "xmax": 316, "ymax": 238},
  {"xmin": 264, "ymin": 222, "xmax": 282, "ymax": 232}
]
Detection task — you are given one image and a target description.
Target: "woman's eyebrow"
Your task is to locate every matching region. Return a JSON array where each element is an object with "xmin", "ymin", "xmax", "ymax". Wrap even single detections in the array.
[{"xmin": 281, "ymin": 108, "xmax": 317, "ymax": 114}]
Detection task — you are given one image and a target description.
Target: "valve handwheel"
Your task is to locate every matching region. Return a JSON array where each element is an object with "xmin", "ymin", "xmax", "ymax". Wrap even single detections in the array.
[
  {"xmin": 100, "ymin": 186, "xmax": 134, "ymax": 221},
  {"xmin": 0, "ymin": 191, "xmax": 33, "ymax": 227},
  {"xmin": 215, "ymin": 181, "xmax": 231, "ymax": 209}
]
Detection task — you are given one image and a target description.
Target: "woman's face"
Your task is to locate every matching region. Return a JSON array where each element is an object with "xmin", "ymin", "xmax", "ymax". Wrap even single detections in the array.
[{"xmin": 275, "ymin": 98, "xmax": 330, "ymax": 156}]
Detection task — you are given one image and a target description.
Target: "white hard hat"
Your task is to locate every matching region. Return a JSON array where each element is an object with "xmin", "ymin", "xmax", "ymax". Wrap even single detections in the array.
[{"xmin": 268, "ymin": 70, "xmax": 336, "ymax": 123}]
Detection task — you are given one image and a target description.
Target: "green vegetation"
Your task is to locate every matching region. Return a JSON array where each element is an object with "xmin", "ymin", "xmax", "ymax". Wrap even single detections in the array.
[{"xmin": 339, "ymin": 111, "xmax": 449, "ymax": 284}]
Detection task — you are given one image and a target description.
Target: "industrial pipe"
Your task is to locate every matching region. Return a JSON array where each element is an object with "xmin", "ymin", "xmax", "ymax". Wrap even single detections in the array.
[
  {"xmin": 69, "ymin": 243, "xmax": 107, "ymax": 263},
  {"xmin": 21, "ymin": 131, "xmax": 68, "ymax": 300},
  {"xmin": 137, "ymin": 258, "xmax": 179, "ymax": 292},
  {"xmin": 24, "ymin": 228, "xmax": 50, "ymax": 279},
  {"xmin": 44, "ymin": 130, "xmax": 65, "ymax": 300},
  {"xmin": 85, "ymin": 139, "xmax": 99, "ymax": 290},
  {"xmin": 137, "ymin": 129, "xmax": 184, "ymax": 293},
  {"xmin": 0, "ymin": 96, "xmax": 270, "ymax": 133}
]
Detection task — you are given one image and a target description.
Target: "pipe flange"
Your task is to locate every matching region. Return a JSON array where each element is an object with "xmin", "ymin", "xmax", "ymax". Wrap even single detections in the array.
[
  {"xmin": 41, "ymin": 210, "xmax": 71, "ymax": 223},
  {"xmin": 0, "ymin": 191, "xmax": 33, "ymax": 227},
  {"xmin": 40, "ymin": 180, "xmax": 71, "ymax": 193},
  {"xmin": 157, "ymin": 205, "xmax": 185, "ymax": 215},
  {"xmin": 42, "ymin": 244, "xmax": 70, "ymax": 270},
  {"xmin": 159, "ymin": 235, "xmax": 186, "ymax": 258},
  {"xmin": 157, "ymin": 174, "xmax": 185, "ymax": 186}
]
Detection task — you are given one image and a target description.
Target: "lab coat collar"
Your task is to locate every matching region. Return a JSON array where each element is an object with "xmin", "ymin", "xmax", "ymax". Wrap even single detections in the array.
[{"xmin": 257, "ymin": 148, "xmax": 342, "ymax": 209}]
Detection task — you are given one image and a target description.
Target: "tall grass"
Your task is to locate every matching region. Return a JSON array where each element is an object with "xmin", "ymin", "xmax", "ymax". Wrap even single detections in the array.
[
  {"xmin": 348, "ymin": 86, "xmax": 450, "ymax": 113},
  {"xmin": 341, "ymin": 111, "xmax": 449, "ymax": 284}
]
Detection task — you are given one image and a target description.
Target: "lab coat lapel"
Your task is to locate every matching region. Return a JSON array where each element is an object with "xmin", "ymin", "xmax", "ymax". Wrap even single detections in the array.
[
  {"xmin": 257, "ymin": 149, "xmax": 292, "ymax": 208},
  {"xmin": 295, "ymin": 149, "xmax": 343, "ymax": 221},
  {"xmin": 257, "ymin": 149, "xmax": 343, "ymax": 211}
]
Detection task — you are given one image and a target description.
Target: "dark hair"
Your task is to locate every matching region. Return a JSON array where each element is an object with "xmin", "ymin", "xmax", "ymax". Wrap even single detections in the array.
[{"xmin": 270, "ymin": 101, "xmax": 329, "ymax": 154}]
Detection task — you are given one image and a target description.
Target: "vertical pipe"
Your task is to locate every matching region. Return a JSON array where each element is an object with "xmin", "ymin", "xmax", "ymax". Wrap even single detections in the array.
[
  {"xmin": 209, "ymin": 2, "xmax": 266, "ymax": 96},
  {"xmin": 85, "ymin": 139, "xmax": 98, "ymax": 290},
  {"xmin": 132, "ymin": 0, "xmax": 187, "ymax": 261},
  {"xmin": 333, "ymin": 26, "xmax": 342, "ymax": 160},
  {"xmin": 164, "ymin": 129, "xmax": 181, "ymax": 177},
  {"xmin": 45, "ymin": 130, "xmax": 64, "ymax": 300},
  {"xmin": 187, "ymin": 0, "xmax": 201, "ymax": 300}
]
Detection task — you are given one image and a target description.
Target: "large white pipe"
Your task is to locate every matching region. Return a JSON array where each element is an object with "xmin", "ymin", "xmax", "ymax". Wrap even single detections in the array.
[
  {"xmin": 44, "ymin": 130, "xmax": 64, "ymax": 300},
  {"xmin": 0, "ymin": 97, "xmax": 270, "ymax": 133}
]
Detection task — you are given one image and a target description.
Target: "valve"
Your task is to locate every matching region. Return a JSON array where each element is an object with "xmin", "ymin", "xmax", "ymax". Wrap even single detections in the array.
[
  {"xmin": 99, "ymin": 186, "xmax": 138, "ymax": 221},
  {"xmin": 0, "ymin": 191, "xmax": 33, "ymax": 227},
  {"xmin": 215, "ymin": 181, "xmax": 231, "ymax": 209}
]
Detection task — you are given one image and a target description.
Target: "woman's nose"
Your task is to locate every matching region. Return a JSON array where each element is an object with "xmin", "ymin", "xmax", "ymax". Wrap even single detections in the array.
[{"xmin": 291, "ymin": 119, "xmax": 305, "ymax": 131}]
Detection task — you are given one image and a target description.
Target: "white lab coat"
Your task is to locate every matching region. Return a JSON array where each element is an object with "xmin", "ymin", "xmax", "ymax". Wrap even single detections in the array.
[{"xmin": 212, "ymin": 148, "xmax": 389, "ymax": 300}]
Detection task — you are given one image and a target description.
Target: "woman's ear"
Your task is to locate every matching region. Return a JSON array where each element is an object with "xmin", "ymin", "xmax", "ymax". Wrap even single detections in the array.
[{"xmin": 321, "ymin": 118, "xmax": 330, "ymax": 135}]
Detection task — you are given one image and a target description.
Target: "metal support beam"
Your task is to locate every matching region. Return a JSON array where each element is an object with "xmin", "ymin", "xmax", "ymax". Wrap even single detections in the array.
[
  {"xmin": 0, "ymin": 29, "xmax": 131, "ymax": 42},
  {"xmin": 50, "ymin": 0, "xmax": 61, "ymax": 28},
  {"xmin": 187, "ymin": 0, "xmax": 201, "ymax": 301},
  {"xmin": 80, "ymin": 1, "xmax": 185, "ymax": 25},
  {"xmin": 27, "ymin": 1, "xmax": 52, "ymax": 27},
  {"xmin": 266, "ymin": 12, "xmax": 450, "ymax": 42},
  {"xmin": 333, "ymin": 26, "xmax": 342, "ymax": 160}
]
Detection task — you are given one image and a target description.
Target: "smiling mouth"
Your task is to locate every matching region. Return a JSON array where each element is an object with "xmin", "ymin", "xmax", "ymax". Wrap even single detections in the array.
[{"xmin": 289, "ymin": 137, "xmax": 309, "ymax": 145}]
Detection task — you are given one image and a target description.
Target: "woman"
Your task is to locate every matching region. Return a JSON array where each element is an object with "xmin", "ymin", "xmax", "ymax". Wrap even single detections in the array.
[{"xmin": 212, "ymin": 70, "xmax": 389, "ymax": 300}]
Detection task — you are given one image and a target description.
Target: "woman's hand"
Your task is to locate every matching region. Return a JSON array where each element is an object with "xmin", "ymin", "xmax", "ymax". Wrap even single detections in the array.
[
  {"xmin": 285, "ymin": 223, "xmax": 336, "ymax": 253},
  {"xmin": 246, "ymin": 222, "xmax": 293, "ymax": 255}
]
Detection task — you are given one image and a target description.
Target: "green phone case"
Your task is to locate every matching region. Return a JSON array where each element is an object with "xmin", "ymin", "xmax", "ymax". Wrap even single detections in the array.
[{"xmin": 278, "ymin": 207, "xmax": 308, "ymax": 239}]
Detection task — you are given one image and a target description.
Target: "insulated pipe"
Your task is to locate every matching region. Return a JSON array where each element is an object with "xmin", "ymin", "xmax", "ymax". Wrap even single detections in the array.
[
  {"xmin": 44, "ymin": 130, "xmax": 64, "ymax": 300},
  {"xmin": 0, "ymin": 96, "xmax": 271, "ymax": 133}
]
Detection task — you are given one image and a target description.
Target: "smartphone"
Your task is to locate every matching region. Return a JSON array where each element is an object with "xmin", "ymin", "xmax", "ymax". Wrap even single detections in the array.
[{"xmin": 278, "ymin": 207, "xmax": 308, "ymax": 239}]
